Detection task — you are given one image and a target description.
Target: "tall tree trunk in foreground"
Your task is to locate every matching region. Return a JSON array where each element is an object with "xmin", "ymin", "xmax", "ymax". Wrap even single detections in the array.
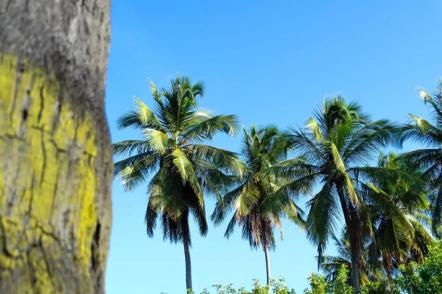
[
  {"xmin": 183, "ymin": 232, "xmax": 193, "ymax": 292},
  {"xmin": 264, "ymin": 246, "xmax": 271, "ymax": 286},
  {"xmin": 0, "ymin": 1, "xmax": 112, "ymax": 293}
]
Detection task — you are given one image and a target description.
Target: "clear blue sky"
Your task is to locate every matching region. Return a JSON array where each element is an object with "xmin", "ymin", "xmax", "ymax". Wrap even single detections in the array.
[{"xmin": 105, "ymin": 1, "xmax": 442, "ymax": 293}]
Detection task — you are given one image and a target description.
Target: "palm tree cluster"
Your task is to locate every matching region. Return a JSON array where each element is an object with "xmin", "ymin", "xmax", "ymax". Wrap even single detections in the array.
[{"xmin": 113, "ymin": 77, "xmax": 441, "ymax": 293}]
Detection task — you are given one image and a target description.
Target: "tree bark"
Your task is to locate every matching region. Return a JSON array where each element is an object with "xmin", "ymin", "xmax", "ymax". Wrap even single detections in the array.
[
  {"xmin": 0, "ymin": 1, "xmax": 112, "ymax": 293},
  {"xmin": 183, "ymin": 233, "xmax": 192, "ymax": 292},
  {"xmin": 264, "ymin": 245, "xmax": 271, "ymax": 287},
  {"xmin": 336, "ymin": 183, "xmax": 361, "ymax": 293},
  {"xmin": 350, "ymin": 236, "xmax": 361, "ymax": 294}
]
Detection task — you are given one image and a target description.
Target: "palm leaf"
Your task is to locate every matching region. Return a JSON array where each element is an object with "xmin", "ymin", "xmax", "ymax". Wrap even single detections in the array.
[
  {"xmin": 145, "ymin": 129, "xmax": 170, "ymax": 154},
  {"xmin": 306, "ymin": 181, "xmax": 338, "ymax": 264},
  {"xmin": 112, "ymin": 140, "xmax": 152, "ymax": 156},
  {"xmin": 330, "ymin": 142, "xmax": 360, "ymax": 206},
  {"xmin": 182, "ymin": 114, "xmax": 239, "ymax": 141},
  {"xmin": 171, "ymin": 148, "xmax": 204, "ymax": 207}
]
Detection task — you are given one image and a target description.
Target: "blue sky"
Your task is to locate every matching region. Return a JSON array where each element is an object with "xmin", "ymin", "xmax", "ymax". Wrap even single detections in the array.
[{"xmin": 105, "ymin": 1, "xmax": 442, "ymax": 293}]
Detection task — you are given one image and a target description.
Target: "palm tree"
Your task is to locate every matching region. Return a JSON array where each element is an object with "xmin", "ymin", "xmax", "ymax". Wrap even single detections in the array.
[
  {"xmin": 400, "ymin": 83, "xmax": 442, "ymax": 237},
  {"xmin": 321, "ymin": 154, "xmax": 433, "ymax": 289},
  {"xmin": 276, "ymin": 97, "xmax": 395, "ymax": 292},
  {"xmin": 113, "ymin": 77, "xmax": 243, "ymax": 291},
  {"xmin": 360, "ymin": 153, "xmax": 433, "ymax": 281},
  {"xmin": 212, "ymin": 127, "xmax": 304, "ymax": 286}
]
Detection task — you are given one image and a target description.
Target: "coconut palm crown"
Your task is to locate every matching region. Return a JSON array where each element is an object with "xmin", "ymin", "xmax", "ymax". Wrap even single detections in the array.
[
  {"xmin": 113, "ymin": 77, "xmax": 243, "ymax": 291},
  {"xmin": 400, "ymin": 83, "xmax": 442, "ymax": 237},
  {"xmin": 212, "ymin": 126, "xmax": 304, "ymax": 286},
  {"xmin": 276, "ymin": 97, "xmax": 396, "ymax": 292},
  {"xmin": 320, "ymin": 154, "xmax": 433, "ymax": 289},
  {"xmin": 362, "ymin": 153, "xmax": 433, "ymax": 272}
]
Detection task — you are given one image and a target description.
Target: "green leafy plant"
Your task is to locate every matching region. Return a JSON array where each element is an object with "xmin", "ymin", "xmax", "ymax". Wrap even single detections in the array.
[
  {"xmin": 397, "ymin": 241, "xmax": 442, "ymax": 293},
  {"xmin": 304, "ymin": 274, "xmax": 326, "ymax": 294}
]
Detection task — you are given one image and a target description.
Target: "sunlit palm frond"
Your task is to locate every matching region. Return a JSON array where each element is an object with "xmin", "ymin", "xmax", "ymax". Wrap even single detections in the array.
[
  {"xmin": 330, "ymin": 142, "xmax": 360, "ymax": 206},
  {"xmin": 144, "ymin": 129, "xmax": 170, "ymax": 154},
  {"xmin": 171, "ymin": 147, "xmax": 203, "ymax": 205}
]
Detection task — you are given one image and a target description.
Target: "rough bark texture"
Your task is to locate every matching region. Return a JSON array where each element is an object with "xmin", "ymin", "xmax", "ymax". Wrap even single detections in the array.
[{"xmin": 0, "ymin": 0, "xmax": 112, "ymax": 293}]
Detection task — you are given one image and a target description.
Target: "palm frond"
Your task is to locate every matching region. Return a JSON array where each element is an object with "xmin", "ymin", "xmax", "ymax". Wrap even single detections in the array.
[
  {"xmin": 182, "ymin": 114, "xmax": 239, "ymax": 141},
  {"xmin": 171, "ymin": 148, "xmax": 204, "ymax": 207},
  {"xmin": 115, "ymin": 154, "xmax": 158, "ymax": 191},
  {"xmin": 306, "ymin": 181, "xmax": 339, "ymax": 263},
  {"xmin": 114, "ymin": 76, "xmax": 239, "ymax": 244},
  {"xmin": 330, "ymin": 142, "xmax": 360, "ymax": 206},
  {"xmin": 343, "ymin": 120, "xmax": 397, "ymax": 163},
  {"xmin": 144, "ymin": 129, "xmax": 170, "ymax": 154},
  {"xmin": 211, "ymin": 182, "xmax": 248, "ymax": 224},
  {"xmin": 186, "ymin": 144, "xmax": 244, "ymax": 176},
  {"xmin": 112, "ymin": 140, "xmax": 152, "ymax": 156}
]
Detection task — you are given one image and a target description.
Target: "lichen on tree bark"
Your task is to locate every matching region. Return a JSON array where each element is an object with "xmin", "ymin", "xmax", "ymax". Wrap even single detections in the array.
[{"xmin": 0, "ymin": 0, "xmax": 112, "ymax": 293}]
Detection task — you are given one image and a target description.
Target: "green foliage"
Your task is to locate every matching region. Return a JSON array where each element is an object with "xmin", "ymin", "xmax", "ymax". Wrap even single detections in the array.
[
  {"xmin": 276, "ymin": 97, "xmax": 396, "ymax": 291},
  {"xmin": 177, "ymin": 243, "xmax": 442, "ymax": 293},
  {"xmin": 304, "ymin": 274, "xmax": 326, "ymax": 294},
  {"xmin": 362, "ymin": 153, "xmax": 432, "ymax": 274},
  {"xmin": 212, "ymin": 127, "xmax": 304, "ymax": 285},
  {"xmin": 328, "ymin": 266, "xmax": 352, "ymax": 294},
  {"xmin": 400, "ymin": 82, "xmax": 442, "ymax": 237},
  {"xmin": 304, "ymin": 243, "xmax": 442, "ymax": 293},
  {"xmin": 271, "ymin": 277, "xmax": 295, "ymax": 294},
  {"xmin": 303, "ymin": 266, "xmax": 351, "ymax": 294},
  {"xmin": 212, "ymin": 126, "xmax": 303, "ymax": 250},
  {"xmin": 114, "ymin": 77, "xmax": 243, "ymax": 245},
  {"xmin": 361, "ymin": 279, "xmax": 398, "ymax": 294},
  {"xmin": 114, "ymin": 77, "xmax": 244, "ymax": 291},
  {"xmin": 397, "ymin": 241, "xmax": 442, "ymax": 293},
  {"xmin": 211, "ymin": 283, "xmax": 243, "ymax": 294},
  {"xmin": 199, "ymin": 279, "xmax": 295, "ymax": 294}
]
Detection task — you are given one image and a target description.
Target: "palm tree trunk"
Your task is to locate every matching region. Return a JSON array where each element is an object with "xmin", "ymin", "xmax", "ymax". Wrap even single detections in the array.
[
  {"xmin": 350, "ymin": 240, "xmax": 362, "ymax": 293},
  {"xmin": 382, "ymin": 252, "xmax": 394, "ymax": 283},
  {"xmin": 432, "ymin": 186, "xmax": 442, "ymax": 237},
  {"xmin": 0, "ymin": 1, "xmax": 112, "ymax": 293},
  {"xmin": 183, "ymin": 232, "xmax": 193, "ymax": 291},
  {"xmin": 336, "ymin": 183, "xmax": 361, "ymax": 293},
  {"xmin": 264, "ymin": 245, "xmax": 271, "ymax": 286}
]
